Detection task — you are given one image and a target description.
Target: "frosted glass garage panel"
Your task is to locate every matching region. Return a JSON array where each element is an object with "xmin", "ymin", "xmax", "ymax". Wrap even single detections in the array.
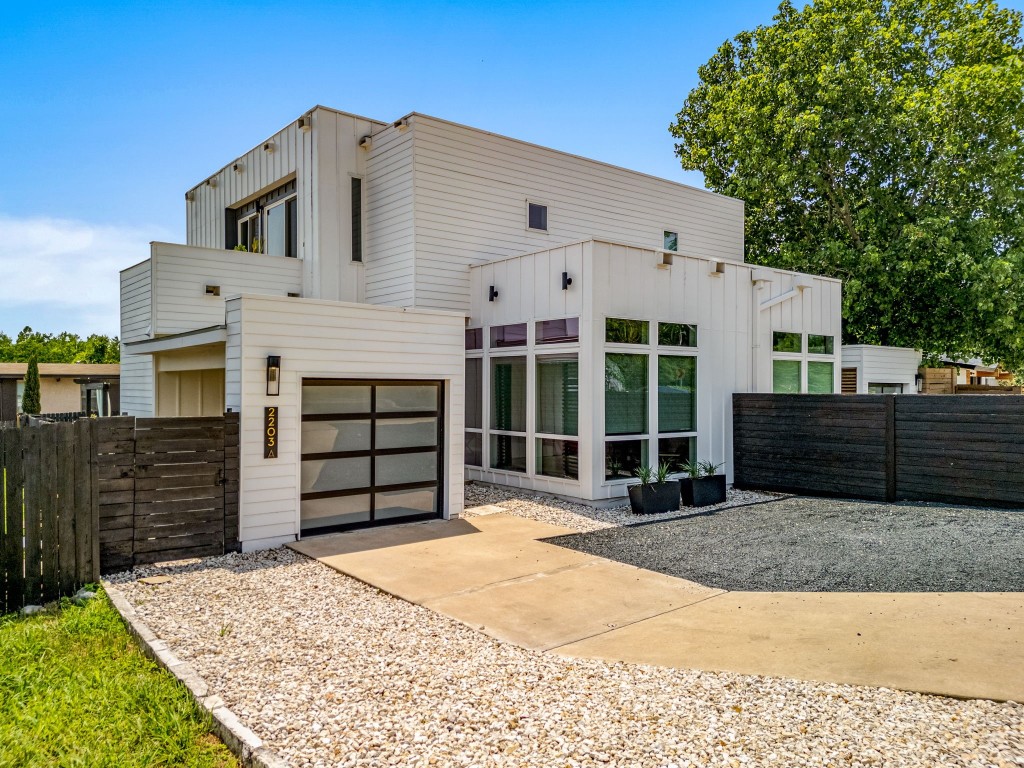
[
  {"xmin": 376, "ymin": 417, "xmax": 437, "ymax": 450},
  {"xmin": 301, "ymin": 457, "xmax": 371, "ymax": 493},
  {"xmin": 375, "ymin": 488, "xmax": 437, "ymax": 520},
  {"xmin": 301, "ymin": 420, "xmax": 371, "ymax": 453},
  {"xmin": 302, "ymin": 385, "xmax": 371, "ymax": 414},
  {"xmin": 376, "ymin": 452, "xmax": 437, "ymax": 485},
  {"xmin": 376, "ymin": 385, "xmax": 438, "ymax": 413},
  {"xmin": 301, "ymin": 496, "xmax": 371, "ymax": 529}
]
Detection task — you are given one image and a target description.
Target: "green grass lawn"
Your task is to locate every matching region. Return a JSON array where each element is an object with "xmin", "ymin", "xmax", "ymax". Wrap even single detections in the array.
[{"xmin": 0, "ymin": 588, "xmax": 237, "ymax": 768}]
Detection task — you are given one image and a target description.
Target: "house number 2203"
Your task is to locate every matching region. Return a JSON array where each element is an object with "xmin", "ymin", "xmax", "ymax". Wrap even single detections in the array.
[{"xmin": 264, "ymin": 406, "xmax": 278, "ymax": 459}]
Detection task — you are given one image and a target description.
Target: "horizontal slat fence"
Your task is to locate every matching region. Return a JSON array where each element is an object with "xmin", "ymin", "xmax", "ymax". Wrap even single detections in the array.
[
  {"xmin": 734, "ymin": 394, "xmax": 1024, "ymax": 507},
  {"xmin": 2, "ymin": 413, "xmax": 240, "ymax": 613}
]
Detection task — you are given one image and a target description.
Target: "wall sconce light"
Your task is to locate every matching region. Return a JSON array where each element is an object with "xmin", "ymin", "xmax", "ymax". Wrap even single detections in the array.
[
  {"xmin": 266, "ymin": 355, "xmax": 281, "ymax": 396},
  {"xmin": 561, "ymin": 272, "xmax": 573, "ymax": 290},
  {"xmin": 488, "ymin": 285, "xmax": 499, "ymax": 302}
]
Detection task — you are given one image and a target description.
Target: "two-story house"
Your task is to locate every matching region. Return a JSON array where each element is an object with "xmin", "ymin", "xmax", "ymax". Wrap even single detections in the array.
[{"xmin": 120, "ymin": 105, "xmax": 841, "ymax": 551}]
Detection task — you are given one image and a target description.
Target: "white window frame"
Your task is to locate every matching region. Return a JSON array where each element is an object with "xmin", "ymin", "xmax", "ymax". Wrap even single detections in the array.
[
  {"xmin": 771, "ymin": 331, "xmax": 838, "ymax": 393},
  {"xmin": 263, "ymin": 194, "xmax": 298, "ymax": 258}
]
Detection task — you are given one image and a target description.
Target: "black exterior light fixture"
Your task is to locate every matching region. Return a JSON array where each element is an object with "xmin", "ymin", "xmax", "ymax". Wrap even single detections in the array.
[
  {"xmin": 266, "ymin": 355, "xmax": 282, "ymax": 396},
  {"xmin": 489, "ymin": 285, "xmax": 499, "ymax": 302},
  {"xmin": 561, "ymin": 271, "xmax": 573, "ymax": 290}
]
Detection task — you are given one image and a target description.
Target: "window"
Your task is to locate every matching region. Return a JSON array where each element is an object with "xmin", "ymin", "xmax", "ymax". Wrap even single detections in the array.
[
  {"xmin": 606, "ymin": 318, "xmax": 649, "ymax": 345},
  {"xmin": 658, "ymin": 436, "xmax": 694, "ymax": 474},
  {"xmin": 658, "ymin": 356, "xmax": 696, "ymax": 433},
  {"xmin": 491, "ymin": 356, "xmax": 527, "ymax": 472},
  {"xmin": 536, "ymin": 355, "xmax": 578, "ymax": 436},
  {"xmin": 537, "ymin": 439, "xmax": 578, "ymax": 480},
  {"xmin": 351, "ymin": 177, "xmax": 363, "ymax": 262},
  {"xmin": 773, "ymin": 360, "xmax": 802, "ymax": 393},
  {"xmin": 237, "ymin": 212, "xmax": 259, "ymax": 253},
  {"xmin": 658, "ymin": 322, "xmax": 697, "ymax": 347},
  {"xmin": 808, "ymin": 334, "xmax": 835, "ymax": 355},
  {"xmin": 605, "ymin": 354, "xmax": 647, "ymax": 435},
  {"xmin": 869, "ymin": 383, "xmax": 904, "ymax": 394},
  {"xmin": 527, "ymin": 202, "xmax": 547, "ymax": 231},
  {"xmin": 465, "ymin": 328, "xmax": 483, "ymax": 351},
  {"xmin": 536, "ymin": 318, "xmax": 579, "ymax": 344},
  {"xmin": 605, "ymin": 439, "xmax": 646, "ymax": 481},
  {"xmin": 265, "ymin": 197, "xmax": 298, "ymax": 258},
  {"xmin": 490, "ymin": 323, "xmax": 528, "ymax": 348},
  {"xmin": 772, "ymin": 332, "xmax": 802, "ymax": 353},
  {"xmin": 663, "ymin": 231, "xmax": 678, "ymax": 251},
  {"xmin": 465, "ymin": 357, "xmax": 483, "ymax": 466},
  {"xmin": 807, "ymin": 362, "xmax": 835, "ymax": 393}
]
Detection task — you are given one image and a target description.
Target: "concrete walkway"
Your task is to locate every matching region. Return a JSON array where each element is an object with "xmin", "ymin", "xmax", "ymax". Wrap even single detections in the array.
[{"xmin": 290, "ymin": 511, "xmax": 1024, "ymax": 702}]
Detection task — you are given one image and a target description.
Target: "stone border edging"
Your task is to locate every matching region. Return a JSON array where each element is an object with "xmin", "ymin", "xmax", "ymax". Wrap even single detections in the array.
[{"xmin": 103, "ymin": 582, "xmax": 290, "ymax": 768}]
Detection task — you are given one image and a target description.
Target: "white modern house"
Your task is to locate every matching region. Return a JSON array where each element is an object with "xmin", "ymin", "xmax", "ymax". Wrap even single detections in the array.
[{"xmin": 120, "ymin": 105, "xmax": 841, "ymax": 550}]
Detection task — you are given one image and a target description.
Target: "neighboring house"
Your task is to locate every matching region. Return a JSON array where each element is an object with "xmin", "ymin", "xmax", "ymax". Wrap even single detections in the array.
[
  {"xmin": 119, "ymin": 106, "xmax": 840, "ymax": 550},
  {"xmin": 840, "ymin": 346, "xmax": 923, "ymax": 394},
  {"xmin": 0, "ymin": 363, "xmax": 120, "ymax": 421}
]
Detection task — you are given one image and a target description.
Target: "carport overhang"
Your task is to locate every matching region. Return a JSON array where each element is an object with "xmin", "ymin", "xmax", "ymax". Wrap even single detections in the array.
[{"xmin": 124, "ymin": 325, "xmax": 227, "ymax": 355}]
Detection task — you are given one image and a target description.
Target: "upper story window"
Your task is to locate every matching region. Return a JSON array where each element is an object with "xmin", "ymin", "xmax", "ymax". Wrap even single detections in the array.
[
  {"xmin": 351, "ymin": 177, "xmax": 363, "ymax": 263},
  {"xmin": 606, "ymin": 318, "xmax": 649, "ymax": 345},
  {"xmin": 527, "ymin": 202, "xmax": 548, "ymax": 232},
  {"xmin": 663, "ymin": 231, "xmax": 678, "ymax": 251},
  {"xmin": 226, "ymin": 179, "xmax": 298, "ymax": 257}
]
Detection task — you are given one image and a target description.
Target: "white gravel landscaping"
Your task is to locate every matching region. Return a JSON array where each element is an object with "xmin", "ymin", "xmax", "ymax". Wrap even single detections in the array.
[
  {"xmin": 109, "ymin": 528, "xmax": 1024, "ymax": 767},
  {"xmin": 464, "ymin": 482, "xmax": 777, "ymax": 532}
]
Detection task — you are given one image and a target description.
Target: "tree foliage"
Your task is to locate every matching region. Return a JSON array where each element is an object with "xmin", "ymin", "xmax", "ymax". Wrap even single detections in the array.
[
  {"xmin": 0, "ymin": 327, "xmax": 119, "ymax": 364},
  {"xmin": 21, "ymin": 359, "xmax": 41, "ymax": 415},
  {"xmin": 670, "ymin": 0, "xmax": 1024, "ymax": 370}
]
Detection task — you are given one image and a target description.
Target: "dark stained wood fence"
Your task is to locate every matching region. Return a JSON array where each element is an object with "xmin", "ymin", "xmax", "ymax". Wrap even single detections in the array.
[
  {"xmin": 2, "ymin": 414, "xmax": 239, "ymax": 613},
  {"xmin": 733, "ymin": 394, "xmax": 1024, "ymax": 507}
]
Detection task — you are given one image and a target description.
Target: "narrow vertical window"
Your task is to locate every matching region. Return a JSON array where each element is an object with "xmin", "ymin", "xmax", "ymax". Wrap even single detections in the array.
[
  {"xmin": 664, "ymin": 231, "xmax": 678, "ymax": 251},
  {"xmin": 285, "ymin": 197, "xmax": 298, "ymax": 258},
  {"xmin": 351, "ymin": 177, "xmax": 363, "ymax": 262}
]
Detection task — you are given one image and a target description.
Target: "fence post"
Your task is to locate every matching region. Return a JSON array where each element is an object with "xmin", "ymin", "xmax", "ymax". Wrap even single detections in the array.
[
  {"xmin": 885, "ymin": 395, "xmax": 897, "ymax": 503},
  {"xmin": 2, "ymin": 427, "xmax": 26, "ymax": 614}
]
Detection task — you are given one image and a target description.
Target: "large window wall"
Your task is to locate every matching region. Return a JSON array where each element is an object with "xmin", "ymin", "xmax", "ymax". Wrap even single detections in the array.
[
  {"xmin": 603, "ymin": 318, "xmax": 697, "ymax": 482},
  {"xmin": 465, "ymin": 317, "xmax": 581, "ymax": 487}
]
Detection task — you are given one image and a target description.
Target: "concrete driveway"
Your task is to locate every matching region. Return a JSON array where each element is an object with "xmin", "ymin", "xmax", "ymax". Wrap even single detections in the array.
[{"xmin": 290, "ymin": 511, "xmax": 1024, "ymax": 702}]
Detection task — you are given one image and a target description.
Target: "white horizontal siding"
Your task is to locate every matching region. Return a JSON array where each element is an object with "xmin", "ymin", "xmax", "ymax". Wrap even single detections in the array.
[
  {"xmin": 151, "ymin": 243, "xmax": 303, "ymax": 335},
  {"xmin": 364, "ymin": 125, "xmax": 416, "ymax": 307},
  {"xmin": 841, "ymin": 345, "xmax": 922, "ymax": 393},
  {"xmin": 410, "ymin": 115, "xmax": 745, "ymax": 313},
  {"xmin": 228, "ymin": 295, "xmax": 465, "ymax": 549},
  {"xmin": 119, "ymin": 260, "xmax": 154, "ymax": 415}
]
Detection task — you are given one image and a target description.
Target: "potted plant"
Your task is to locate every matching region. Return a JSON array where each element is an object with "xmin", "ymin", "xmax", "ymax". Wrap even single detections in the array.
[
  {"xmin": 628, "ymin": 462, "xmax": 681, "ymax": 515},
  {"xmin": 679, "ymin": 460, "xmax": 727, "ymax": 507}
]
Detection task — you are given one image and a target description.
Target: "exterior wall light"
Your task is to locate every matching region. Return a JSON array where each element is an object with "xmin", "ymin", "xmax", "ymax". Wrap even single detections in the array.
[
  {"xmin": 266, "ymin": 355, "xmax": 281, "ymax": 396},
  {"xmin": 488, "ymin": 285, "xmax": 499, "ymax": 302},
  {"xmin": 561, "ymin": 271, "xmax": 573, "ymax": 290}
]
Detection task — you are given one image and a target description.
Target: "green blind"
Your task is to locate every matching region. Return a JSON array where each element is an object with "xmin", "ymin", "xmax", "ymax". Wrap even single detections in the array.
[
  {"xmin": 605, "ymin": 353, "xmax": 648, "ymax": 435},
  {"xmin": 536, "ymin": 356, "xmax": 578, "ymax": 436},
  {"xmin": 658, "ymin": 356, "xmax": 696, "ymax": 433}
]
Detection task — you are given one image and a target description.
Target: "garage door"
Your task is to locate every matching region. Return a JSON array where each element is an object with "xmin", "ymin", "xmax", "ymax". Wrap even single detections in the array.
[{"xmin": 300, "ymin": 379, "xmax": 444, "ymax": 534}]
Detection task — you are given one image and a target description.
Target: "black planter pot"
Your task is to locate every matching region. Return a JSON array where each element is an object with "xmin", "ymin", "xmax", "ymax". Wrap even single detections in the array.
[
  {"xmin": 681, "ymin": 475, "xmax": 727, "ymax": 507},
  {"xmin": 628, "ymin": 480, "xmax": 681, "ymax": 515}
]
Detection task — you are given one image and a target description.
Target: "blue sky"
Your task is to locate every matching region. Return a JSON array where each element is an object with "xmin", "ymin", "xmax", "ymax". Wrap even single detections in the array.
[{"xmin": 2, "ymin": 0, "xmax": 1020, "ymax": 338}]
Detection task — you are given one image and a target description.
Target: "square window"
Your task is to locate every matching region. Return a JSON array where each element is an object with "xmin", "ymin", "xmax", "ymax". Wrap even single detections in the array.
[
  {"xmin": 465, "ymin": 328, "xmax": 483, "ymax": 351},
  {"xmin": 772, "ymin": 332, "xmax": 802, "ymax": 353},
  {"xmin": 658, "ymin": 436, "xmax": 695, "ymax": 474},
  {"xmin": 808, "ymin": 361, "xmax": 835, "ymax": 393},
  {"xmin": 606, "ymin": 318, "xmax": 649, "ymax": 345},
  {"xmin": 772, "ymin": 360, "xmax": 802, "ymax": 393},
  {"xmin": 605, "ymin": 439, "xmax": 647, "ymax": 481},
  {"xmin": 664, "ymin": 231, "xmax": 678, "ymax": 251},
  {"xmin": 490, "ymin": 434, "xmax": 527, "ymax": 473},
  {"xmin": 658, "ymin": 322, "xmax": 697, "ymax": 347},
  {"xmin": 537, "ymin": 439, "xmax": 579, "ymax": 480},
  {"xmin": 808, "ymin": 334, "xmax": 835, "ymax": 355},
  {"xmin": 528, "ymin": 202, "xmax": 548, "ymax": 231}
]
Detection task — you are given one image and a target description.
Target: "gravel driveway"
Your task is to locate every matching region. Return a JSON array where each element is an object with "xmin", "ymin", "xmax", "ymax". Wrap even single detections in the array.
[{"xmin": 547, "ymin": 496, "xmax": 1024, "ymax": 592}]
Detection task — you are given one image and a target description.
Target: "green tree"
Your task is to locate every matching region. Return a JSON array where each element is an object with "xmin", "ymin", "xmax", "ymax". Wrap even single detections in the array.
[
  {"xmin": 670, "ymin": 0, "xmax": 1024, "ymax": 370},
  {"xmin": 3, "ymin": 327, "xmax": 120, "ymax": 364},
  {"xmin": 22, "ymin": 358, "xmax": 41, "ymax": 415}
]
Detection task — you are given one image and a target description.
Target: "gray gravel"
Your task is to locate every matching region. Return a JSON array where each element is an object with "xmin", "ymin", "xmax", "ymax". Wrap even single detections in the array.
[{"xmin": 547, "ymin": 496, "xmax": 1024, "ymax": 592}]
